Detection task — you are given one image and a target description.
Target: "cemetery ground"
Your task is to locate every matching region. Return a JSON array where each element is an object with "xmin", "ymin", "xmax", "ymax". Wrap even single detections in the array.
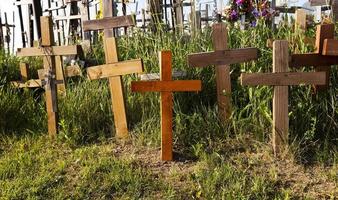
[{"xmin": 0, "ymin": 21, "xmax": 337, "ymax": 199}]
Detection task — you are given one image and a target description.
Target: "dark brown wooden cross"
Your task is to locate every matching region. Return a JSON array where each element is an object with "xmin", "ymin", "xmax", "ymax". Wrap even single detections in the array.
[
  {"xmin": 15, "ymin": 16, "xmax": 82, "ymax": 136},
  {"xmin": 290, "ymin": 23, "xmax": 338, "ymax": 92},
  {"xmin": 131, "ymin": 51, "xmax": 202, "ymax": 161},
  {"xmin": 83, "ymin": 11, "xmax": 143, "ymax": 139},
  {"xmin": 188, "ymin": 22, "xmax": 258, "ymax": 120},
  {"xmin": 241, "ymin": 40, "xmax": 326, "ymax": 155}
]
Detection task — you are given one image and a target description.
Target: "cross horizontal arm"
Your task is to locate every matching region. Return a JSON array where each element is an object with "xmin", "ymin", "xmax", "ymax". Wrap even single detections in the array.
[
  {"xmin": 16, "ymin": 45, "xmax": 81, "ymax": 57},
  {"xmin": 11, "ymin": 79, "xmax": 43, "ymax": 88},
  {"xmin": 131, "ymin": 80, "xmax": 202, "ymax": 92},
  {"xmin": 240, "ymin": 72, "xmax": 326, "ymax": 86},
  {"xmin": 87, "ymin": 59, "xmax": 143, "ymax": 80},
  {"xmin": 38, "ymin": 65, "xmax": 82, "ymax": 79},
  {"xmin": 290, "ymin": 53, "xmax": 338, "ymax": 67},
  {"xmin": 188, "ymin": 48, "xmax": 258, "ymax": 67},
  {"xmin": 83, "ymin": 15, "xmax": 135, "ymax": 32},
  {"xmin": 323, "ymin": 39, "xmax": 338, "ymax": 56}
]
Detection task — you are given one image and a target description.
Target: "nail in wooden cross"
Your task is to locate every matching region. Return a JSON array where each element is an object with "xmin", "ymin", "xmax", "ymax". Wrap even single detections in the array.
[
  {"xmin": 290, "ymin": 24, "xmax": 338, "ymax": 92},
  {"xmin": 83, "ymin": 13, "xmax": 143, "ymax": 139},
  {"xmin": 15, "ymin": 16, "xmax": 82, "ymax": 136},
  {"xmin": 241, "ymin": 40, "xmax": 326, "ymax": 155},
  {"xmin": 131, "ymin": 51, "xmax": 202, "ymax": 161},
  {"xmin": 188, "ymin": 22, "xmax": 258, "ymax": 120}
]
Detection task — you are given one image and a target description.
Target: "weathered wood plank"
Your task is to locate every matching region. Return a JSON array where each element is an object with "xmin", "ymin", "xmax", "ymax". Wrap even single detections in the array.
[
  {"xmin": 131, "ymin": 80, "xmax": 202, "ymax": 92},
  {"xmin": 41, "ymin": 16, "xmax": 58, "ymax": 136},
  {"xmin": 272, "ymin": 40, "xmax": 289, "ymax": 155},
  {"xmin": 20, "ymin": 63, "xmax": 29, "ymax": 82},
  {"xmin": 83, "ymin": 15, "xmax": 135, "ymax": 32},
  {"xmin": 16, "ymin": 45, "xmax": 81, "ymax": 57},
  {"xmin": 212, "ymin": 23, "xmax": 231, "ymax": 121},
  {"xmin": 38, "ymin": 65, "xmax": 82, "ymax": 79},
  {"xmin": 105, "ymin": 37, "xmax": 129, "ymax": 139},
  {"xmin": 290, "ymin": 53, "xmax": 338, "ymax": 67},
  {"xmin": 310, "ymin": 0, "xmax": 331, "ymax": 6},
  {"xmin": 240, "ymin": 72, "xmax": 326, "ymax": 86},
  {"xmin": 11, "ymin": 79, "xmax": 43, "ymax": 88},
  {"xmin": 87, "ymin": 59, "xmax": 143, "ymax": 80},
  {"xmin": 314, "ymin": 24, "xmax": 335, "ymax": 91},
  {"xmin": 188, "ymin": 48, "xmax": 258, "ymax": 67},
  {"xmin": 322, "ymin": 39, "xmax": 338, "ymax": 56},
  {"xmin": 55, "ymin": 56, "xmax": 66, "ymax": 94},
  {"xmin": 295, "ymin": 9, "xmax": 306, "ymax": 30}
]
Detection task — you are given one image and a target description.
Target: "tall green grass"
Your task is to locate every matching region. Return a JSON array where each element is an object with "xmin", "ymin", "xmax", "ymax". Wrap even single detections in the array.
[{"xmin": 0, "ymin": 20, "xmax": 337, "ymax": 164}]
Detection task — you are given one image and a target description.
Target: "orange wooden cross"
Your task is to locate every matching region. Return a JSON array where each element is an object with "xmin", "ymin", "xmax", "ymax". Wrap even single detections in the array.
[
  {"xmin": 290, "ymin": 24, "xmax": 338, "ymax": 92},
  {"xmin": 83, "ymin": 11, "xmax": 143, "ymax": 139},
  {"xmin": 14, "ymin": 16, "xmax": 82, "ymax": 136},
  {"xmin": 241, "ymin": 40, "xmax": 326, "ymax": 155},
  {"xmin": 131, "ymin": 51, "xmax": 202, "ymax": 161},
  {"xmin": 188, "ymin": 22, "xmax": 258, "ymax": 120}
]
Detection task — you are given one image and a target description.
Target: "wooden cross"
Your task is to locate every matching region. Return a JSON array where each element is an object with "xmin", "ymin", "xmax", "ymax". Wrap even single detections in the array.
[
  {"xmin": 131, "ymin": 51, "xmax": 202, "ymax": 161},
  {"xmin": 290, "ymin": 23, "xmax": 338, "ymax": 92},
  {"xmin": 240, "ymin": 40, "xmax": 326, "ymax": 155},
  {"xmin": 83, "ymin": 13, "xmax": 143, "ymax": 139},
  {"xmin": 188, "ymin": 22, "xmax": 258, "ymax": 120},
  {"xmin": 15, "ymin": 16, "xmax": 82, "ymax": 136}
]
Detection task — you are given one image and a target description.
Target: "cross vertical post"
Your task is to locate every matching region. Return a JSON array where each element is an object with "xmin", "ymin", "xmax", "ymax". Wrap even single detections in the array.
[
  {"xmin": 272, "ymin": 40, "xmax": 289, "ymax": 153},
  {"xmin": 188, "ymin": 22, "xmax": 258, "ymax": 121},
  {"xmin": 241, "ymin": 40, "xmax": 326, "ymax": 155},
  {"xmin": 131, "ymin": 51, "xmax": 202, "ymax": 161},
  {"xmin": 41, "ymin": 16, "xmax": 58, "ymax": 136}
]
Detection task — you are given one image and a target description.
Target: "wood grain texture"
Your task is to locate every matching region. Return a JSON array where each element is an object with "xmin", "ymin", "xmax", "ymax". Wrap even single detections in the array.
[
  {"xmin": 310, "ymin": 0, "xmax": 331, "ymax": 6},
  {"xmin": 40, "ymin": 16, "xmax": 54, "ymax": 46},
  {"xmin": 161, "ymin": 91, "xmax": 173, "ymax": 161},
  {"xmin": 104, "ymin": 37, "xmax": 129, "ymax": 139},
  {"xmin": 38, "ymin": 65, "xmax": 82, "ymax": 80},
  {"xmin": 314, "ymin": 24, "xmax": 335, "ymax": 91},
  {"xmin": 11, "ymin": 79, "xmax": 43, "ymax": 88},
  {"xmin": 16, "ymin": 45, "xmax": 80, "ymax": 57},
  {"xmin": 290, "ymin": 53, "xmax": 338, "ymax": 67},
  {"xmin": 87, "ymin": 59, "xmax": 143, "ymax": 80},
  {"xmin": 322, "ymin": 39, "xmax": 338, "ymax": 56},
  {"xmin": 240, "ymin": 72, "xmax": 326, "ymax": 86},
  {"xmin": 188, "ymin": 48, "xmax": 258, "ymax": 67},
  {"xmin": 20, "ymin": 63, "xmax": 29, "ymax": 82},
  {"xmin": 212, "ymin": 22, "xmax": 232, "ymax": 121},
  {"xmin": 83, "ymin": 15, "xmax": 135, "ymax": 32},
  {"xmin": 272, "ymin": 40, "xmax": 289, "ymax": 155},
  {"xmin": 55, "ymin": 56, "xmax": 66, "ymax": 95},
  {"xmin": 131, "ymin": 80, "xmax": 202, "ymax": 92},
  {"xmin": 295, "ymin": 9, "xmax": 306, "ymax": 30}
]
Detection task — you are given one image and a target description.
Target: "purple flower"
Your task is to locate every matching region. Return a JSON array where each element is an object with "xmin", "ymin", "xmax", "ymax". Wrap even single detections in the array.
[
  {"xmin": 250, "ymin": 21, "xmax": 257, "ymax": 27},
  {"xmin": 252, "ymin": 8, "xmax": 259, "ymax": 18},
  {"xmin": 261, "ymin": 9, "xmax": 268, "ymax": 17},
  {"xmin": 236, "ymin": 0, "xmax": 244, "ymax": 6},
  {"xmin": 230, "ymin": 10, "xmax": 238, "ymax": 20}
]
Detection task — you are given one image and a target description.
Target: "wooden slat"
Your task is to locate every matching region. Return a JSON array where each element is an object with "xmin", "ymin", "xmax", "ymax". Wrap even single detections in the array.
[
  {"xmin": 314, "ymin": 24, "xmax": 335, "ymax": 91},
  {"xmin": 290, "ymin": 53, "xmax": 338, "ymax": 67},
  {"xmin": 41, "ymin": 16, "xmax": 59, "ymax": 136},
  {"xmin": 38, "ymin": 65, "xmax": 82, "ymax": 80},
  {"xmin": 16, "ymin": 45, "xmax": 80, "ymax": 57},
  {"xmin": 295, "ymin": 9, "xmax": 307, "ymax": 30},
  {"xmin": 11, "ymin": 79, "xmax": 43, "ymax": 88},
  {"xmin": 131, "ymin": 80, "xmax": 202, "ymax": 92},
  {"xmin": 87, "ymin": 59, "xmax": 143, "ymax": 80},
  {"xmin": 104, "ymin": 37, "xmax": 129, "ymax": 139},
  {"xmin": 20, "ymin": 63, "xmax": 29, "ymax": 82},
  {"xmin": 213, "ymin": 23, "xmax": 231, "ymax": 121},
  {"xmin": 310, "ymin": 0, "xmax": 331, "ymax": 6},
  {"xmin": 83, "ymin": 15, "xmax": 135, "ymax": 32},
  {"xmin": 240, "ymin": 72, "xmax": 326, "ymax": 86},
  {"xmin": 55, "ymin": 56, "xmax": 66, "ymax": 94},
  {"xmin": 54, "ymin": 15, "xmax": 82, "ymax": 21},
  {"xmin": 188, "ymin": 48, "xmax": 258, "ymax": 68},
  {"xmin": 139, "ymin": 71, "xmax": 186, "ymax": 80},
  {"xmin": 160, "ymin": 51, "xmax": 173, "ymax": 161},
  {"xmin": 322, "ymin": 39, "xmax": 338, "ymax": 56},
  {"xmin": 272, "ymin": 40, "xmax": 289, "ymax": 155}
]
